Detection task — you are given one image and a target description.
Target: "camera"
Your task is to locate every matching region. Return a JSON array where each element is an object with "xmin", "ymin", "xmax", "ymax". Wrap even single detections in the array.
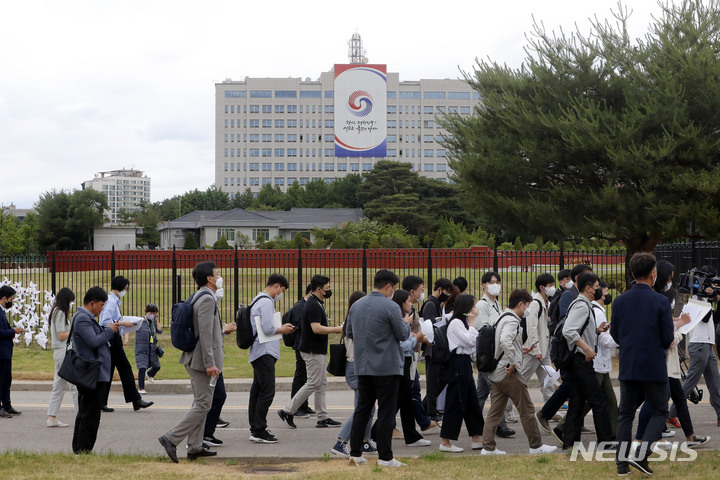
[{"xmin": 677, "ymin": 268, "xmax": 720, "ymax": 298}]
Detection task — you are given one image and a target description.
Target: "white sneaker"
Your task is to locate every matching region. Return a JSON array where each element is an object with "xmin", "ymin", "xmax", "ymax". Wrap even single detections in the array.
[
  {"xmin": 505, "ymin": 410, "xmax": 519, "ymax": 423},
  {"xmin": 377, "ymin": 458, "xmax": 407, "ymax": 467},
  {"xmin": 138, "ymin": 389, "xmax": 147, "ymax": 394},
  {"xmin": 407, "ymin": 439, "xmax": 432, "ymax": 447},
  {"xmin": 147, "ymin": 375, "xmax": 155, "ymax": 384},
  {"xmin": 481, "ymin": 448, "xmax": 506, "ymax": 455},
  {"xmin": 471, "ymin": 442, "xmax": 483, "ymax": 450},
  {"xmin": 349, "ymin": 456, "xmax": 368, "ymax": 466},
  {"xmin": 529, "ymin": 444, "xmax": 558, "ymax": 454},
  {"xmin": 653, "ymin": 440, "xmax": 673, "ymax": 452},
  {"xmin": 439, "ymin": 443, "xmax": 464, "ymax": 453}
]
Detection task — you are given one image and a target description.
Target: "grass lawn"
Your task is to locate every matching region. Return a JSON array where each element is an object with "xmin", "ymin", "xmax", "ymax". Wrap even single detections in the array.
[{"xmin": 1, "ymin": 450, "xmax": 718, "ymax": 480}]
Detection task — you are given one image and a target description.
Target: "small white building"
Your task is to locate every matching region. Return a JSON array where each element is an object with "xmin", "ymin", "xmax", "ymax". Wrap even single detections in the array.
[{"xmin": 93, "ymin": 226, "xmax": 138, "ymax": 251}]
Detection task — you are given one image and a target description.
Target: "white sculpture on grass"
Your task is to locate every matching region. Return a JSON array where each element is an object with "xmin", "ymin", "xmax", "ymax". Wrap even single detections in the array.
[{"xmin": 1, "ymin": 277, "xmax": 54, "ymax": 349}]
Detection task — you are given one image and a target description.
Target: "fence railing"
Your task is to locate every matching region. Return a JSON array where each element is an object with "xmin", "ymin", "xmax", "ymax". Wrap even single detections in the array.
[{"xmin": 0, "ymin": 245, "xmax": 640, "ymax": 327}]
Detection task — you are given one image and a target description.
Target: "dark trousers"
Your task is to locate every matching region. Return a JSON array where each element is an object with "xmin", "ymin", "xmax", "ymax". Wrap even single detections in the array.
[
  {"xmin": 204, "ymin": 373, "xmax": 227, "ymax": 438},
  {"xmin": 396, "ymin": 357, "xmax": 423, "ymax": 444},
  {"xmin": 0, "ymin": 358, "xmax": 12, "ymax": 410},
  {"xmin": 137, "ymin": 365, "xmax": 161, "ymax": 390},
  {"xmin": 540, "ymin": 367, "xmax": 571, "ymax": 419},
  {"xmin": 440, "ymin": 354, "xmax": 485, "ymax": 440},
  {"xmin": 423, "ymin": 358, "xmax": 445, "ymax": 418},
  {"xmin": 249, "ymin": 354, "xmax": 277, "ymax": 435},
  {"xmin": 412, "ymin": 370, "xmax": 431, "ymax": 430},
  {"xmin": 563, "ymin": 354, "xmax": 613, "ymax": 449},
  {"xmin": 73, "ymin": 381, "xmax": 108, "ymax": 453},
  {"xmin": 637, "ymin": 377, "xmax": 692, "ymax": 438},
  {"xmin": 616, "ymin": 380, "xmax": 668, "ymax": 467},
  {"xmin": 102, "ymin": 334, "xmax": 140, "ymax": 406},
  {"xmin": 291, "ymin": 349, "xmax": 309, "ymax": 411},
  {"xmin": 351, "ymin": 375, "xmax": 400, "ymax": 461}
]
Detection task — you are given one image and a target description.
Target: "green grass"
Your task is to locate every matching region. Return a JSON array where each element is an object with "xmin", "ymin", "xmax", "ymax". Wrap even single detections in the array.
[{"xmin": 1, "ymin": 450, "xmax": 718, "ymax": 480}]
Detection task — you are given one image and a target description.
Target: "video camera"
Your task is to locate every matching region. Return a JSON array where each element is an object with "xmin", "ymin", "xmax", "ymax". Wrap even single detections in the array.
[{"xmin": 677, "ymin": 268, "xmax": 720, "ymax": 298}]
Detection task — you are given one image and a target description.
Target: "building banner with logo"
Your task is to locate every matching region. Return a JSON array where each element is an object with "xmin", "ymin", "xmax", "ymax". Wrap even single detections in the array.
[{"xmin": 334, "ymin": 64, "xmax": 387, "ymax": 158}]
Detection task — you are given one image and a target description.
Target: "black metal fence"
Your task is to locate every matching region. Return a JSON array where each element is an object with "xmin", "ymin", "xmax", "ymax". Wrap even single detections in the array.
[{"xmin": 0, "ymin": 245, "xmax": 643, "ymax": 327}]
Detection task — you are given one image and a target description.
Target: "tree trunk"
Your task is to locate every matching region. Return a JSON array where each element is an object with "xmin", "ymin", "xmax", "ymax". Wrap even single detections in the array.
[{"xmin": 623, "ymin": 230, "xmax": 663, "ymax": 288}]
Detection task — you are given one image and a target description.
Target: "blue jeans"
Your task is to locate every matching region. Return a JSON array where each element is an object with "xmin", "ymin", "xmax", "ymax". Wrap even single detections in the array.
[{"xmin": 338, "ymin": 361, "xmax": 373, "ymax": 443}]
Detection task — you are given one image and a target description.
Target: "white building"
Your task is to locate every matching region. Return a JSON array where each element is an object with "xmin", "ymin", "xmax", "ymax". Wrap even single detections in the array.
[
  {"xmin": 215, "ymin": 35, "xmax": 480, "ymax": 197},
  {"xmin": 81, "ymin": 169, "xmax": 151, "ymax": 224}
]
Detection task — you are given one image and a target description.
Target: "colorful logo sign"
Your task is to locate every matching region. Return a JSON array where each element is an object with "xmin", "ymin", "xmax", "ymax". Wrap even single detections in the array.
[{"xmin": 347, "ymin": 90, "xmax": 374, "ymax": 117}]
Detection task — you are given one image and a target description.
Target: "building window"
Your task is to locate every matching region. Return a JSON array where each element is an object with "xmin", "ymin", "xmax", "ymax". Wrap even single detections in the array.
[
  {"xmin": 224, "ymin": 90, "xmax": 246, "ymax": 98},
  {"xmin": 387, "ymin": 135, "xmax": 397, "ymax": 142},
  {"xmin": 275, "ymin": 90, "xmax": 297, "ymax": 98},
  {"xmin": 275, "ymin": 178, "xmax": 285, "ymax": 185},
  {"xmin": 224, "ymin": 163, "xmax": 228, "ymax": 171},
  {"xmin": 300, "ymin": 91, "xmax": 322, "ymax": 98},
  {"xmin": 424, "ymin": 164, "xmax": 434, "ymax": 172},
  {"xmin": 262, "ymin": 162, "xmax": 272, "ymax": 171},
  {"xmin": 299, "ymin": 177, "xmax": 309, "ymax": 185},
  {"xmin": 287, "ymin": 134, "xmax": 297, "ymax": 142},
  {"xmin": 437, "ymin": 164, "xmax": 447, "ymax": 172},
  {"xmin": 337, "ymin": 163, "xmax": 347, "ymax": 171},
  {"xmin": 252, "ymin": 228, "xmax": 270, "ymax": 241},
  {"xmin": 387, "ymin": 105, "xmax": 397, "ymax": 114},
  {"xmin": 387, "ymin": 120, "xmax": 397, "ymax": 128},
  {"xmin": 399, "ymin": 91, "xmax": 421, "ymax": 99},
  {"xmin": 249, "ymin": 105, "xmax": 259, "ymax": 113},
  {"xmin": 350, "ymin": 163, "xmax": 359, "ymax": 171},
  {"xmin": 436, "ymin": 149, "xmax": 446, "ymax": 157},
  {"xmin": 262, "ymin": 119, "xmax": 272, "ymax": 128},
  {"xmin": 362, "ymin": 163, "xmax": 372, "ymax": 171},
  {"xmin": 424, "ymin": 135, "xmax": 434, "ymax": 143},
  {"xmin": 324, "ymin": 105, "xmax": 334, "ymax": 113},
  {"xmin": 324, "ymin": 120, "xmax": 334, "ymax": 128},
  {"xmin": 275, "ymin": 134, "xmax": 284, "ymax": 142},
  {"xmin": 275, "ymin": 149, "xmax": 284, "ymax": 157},
  {"xmin": 275, "ymin": 119, "xmax": 284, "ymax": 128},
  {"xmin": 287, "ymin": 105, "xmax": 297, "ymax": 113},
  {"xmin": 249, "ymin": 119, "xmax": 259, "ymax": 128},
  {"xmin": 262, "ymin": 134, "xmax": 272, "ymax": 142},
  {"xmin": 424, "ymin": 149, "xmax": 434, "ymax": 157},
  {"xmin": 262, "ymin": 105, "xmax": 272, "ymax": 113},
  {"xmin": 460, "ymin": 106, "xmax": 471, "ymax": 115},
  {"xmin": 324, "ymin": 163, "xmax": 334, "ymax": 171},
  {"xmin": 423, "ymin": 120, "xmax": 434, "ymax": 129},
  {"xmin": 324, "ymin": 149, "xmax": 334, "ymax": 157},
  {"xmin": 387, "ymin": 149, "xmax": 397, "ymax": 158},
  {"xmin": 448, "ymin": 92, "xmax": 471, "ymax": 100},
  {"xmin": 324, "ymin": 134, "xmax": 333, "ymax": 142},
  {"xmin": 423, "ymin": 106, "xmax": 434, "ymax": 114},
  {"xmin": 249, "ymin": 134, "xmax": 259, "ymax": 142},
  {"xmin": 275, "ymin": 105, "xmax": 285, "ymax": 113},
  {"xmin": 262, "ymin": 149, "xmax": 271, "ymax": 158},
  {"xmin": 424, "ymin": 92, "xmax": 446, "ymax": 99},
  {"xmin": 288, "ymin": 148, "xmax": 297, "ymax": 157},
  {"xmin": 287, "ymin": 163, "xmax": 297, "ymax": 171},
  {"xmin": 217, "ymin": 228, "xmax": 236, "ymax": 242},
  {"xmin": 250, "ymin": 90, "xmax": 272, "ymax": 98},
  {"xmin": 387, "ymin": 91, "xmax": 397, "ymax": 99},
  {"xmin": 448, "ymin": 106, "xmax": 458, "ymax": 114},
  {"xmin": 436, "ymin": 106, "xmax": 446, "ymax": 113},
  {"xmin": 262, "ymin": 177, "xmax": 272, "ymax": 185},
  {"xmin": 287, "ymin": 120, "xmax": 297, "ymax": 128},
  {"xmin": 250, "ymin": 177, "xmax": 259, "ymax": 186},
  {"xmin": 249, "ymin": 163, "xmax": 260, "ymax": 171},
  {"xmin": 275, "ymin": 163, "xmax": 284, "ymax": 171}
]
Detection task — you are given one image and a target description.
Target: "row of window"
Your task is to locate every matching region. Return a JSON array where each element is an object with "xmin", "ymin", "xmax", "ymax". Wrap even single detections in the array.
[
  {"xmin": 225, "ymin": 132, "xmax": 449, "ymax": 144},
  {"xmin": 225, "ymin": 90, "xmax": 480, "ymax": 101},
  {"xmin": 224, "ymin": 173, "xmax": 451, "ymax": 188},
  {"xmin": 226, "ymin": 104, "xmax": 472, "ymax": 116},
  {"xmin": 223, "ymin": 118, "xmax": 444, "ymax": 130},
  {"xmin": 224, "ymin": 146, "xmax": 446, "ymax": 159},
  {"xmin": 224, "ymin": 161, "xmax": 449, "ymax": 174}
]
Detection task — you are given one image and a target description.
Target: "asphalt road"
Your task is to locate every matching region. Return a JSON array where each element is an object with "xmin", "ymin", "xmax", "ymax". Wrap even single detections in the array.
[{"xmin": 2, "ymin": 386, "xmax": 719, "ymax": 461}]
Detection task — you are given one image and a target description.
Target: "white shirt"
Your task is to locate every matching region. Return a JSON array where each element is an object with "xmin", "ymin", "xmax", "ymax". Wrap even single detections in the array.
[
  {"xmin": 688, "ymin": 296, "xmax": 716, "ymax": 344},
  {"xmin": 591, "ymin": 301, "xmax": 617, "ymax": 374},
  {"xmin": 447, "ymin": 317, "xmax": 479, "ymax": 355},
  {"xmin": 475, "ymin": 294, "xmax": 501, "ymax": 329}
]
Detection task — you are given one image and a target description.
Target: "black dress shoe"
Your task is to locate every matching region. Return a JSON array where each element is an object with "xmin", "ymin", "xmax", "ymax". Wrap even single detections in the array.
[
  {"xmin": 0, "ymin": 409, "xmax": 12, "ymax": 418},
  {"xmin": 101, "ymin": 406, "xmax": 115, "ymax": 413},
  {"xmin": 216, "ymin": 418, "xmax": 230, "ymax": 428},
  {"xmin": 133, "ymin": 399, "xmax": 154, "ymax": 411},
  {"xmin": 158, "ymin": 435, "xmax": 178, "ymax": 463},
  {"xmin": 187, "ymin": 448, "xmax": 217, "ymax": 461},
  {"xmin": 6, "ymin": 407, "xmax": 21, "ymax": 415},
  {"xmin": 497, "ymin": 426, "xmax": 516, "ymax": 438}
]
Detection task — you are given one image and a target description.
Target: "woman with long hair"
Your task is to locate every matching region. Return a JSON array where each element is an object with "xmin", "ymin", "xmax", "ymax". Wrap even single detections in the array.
[
  {"xmin": 439, "ymin": 294, "xmax": 485, "ymax": 452},
  {"xmin": 332, "ymin": 291, "xmax": 377, "ymax": 456},
  {"xmin": 46, "ymin": 287, "xmax": 77, "ymax": 427}
]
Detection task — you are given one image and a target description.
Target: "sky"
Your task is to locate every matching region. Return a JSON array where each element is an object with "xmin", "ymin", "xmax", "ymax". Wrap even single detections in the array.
[{"xmin": 0, "ymin": 0, "xmax": 663, "ymax": 208}]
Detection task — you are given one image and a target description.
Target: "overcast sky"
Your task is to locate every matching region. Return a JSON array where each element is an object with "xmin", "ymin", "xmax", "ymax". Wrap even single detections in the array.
[{"xmin": 0, "ymin": 0, "xmax": 662, "ymax": 208}]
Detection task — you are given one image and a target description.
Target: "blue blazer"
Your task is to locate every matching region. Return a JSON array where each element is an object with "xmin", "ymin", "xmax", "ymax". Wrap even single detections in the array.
[
  {"xmin": 610, "ymin": 283, "xmax": 674, "ymax": 382},
  {"xmin": 0, "ymin": 308, "xmax": 16, "ymax": 360}
]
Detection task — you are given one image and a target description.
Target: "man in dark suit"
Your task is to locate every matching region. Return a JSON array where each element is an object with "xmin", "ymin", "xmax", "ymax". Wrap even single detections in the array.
[
  {"xmin": 611, "ymin": 252, "xmax": 675, "ymax": 476},
  {"xmin": 0, "ymin": 285, "xmax": 24, "ymax": 418}
]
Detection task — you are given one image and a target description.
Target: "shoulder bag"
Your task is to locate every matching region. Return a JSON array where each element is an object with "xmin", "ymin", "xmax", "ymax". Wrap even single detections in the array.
[{"xmin": 58, "ymin": 319, "xmax": 103, "ymax": 390}]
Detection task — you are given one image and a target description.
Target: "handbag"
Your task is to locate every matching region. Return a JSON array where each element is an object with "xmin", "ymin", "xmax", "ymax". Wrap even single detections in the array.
[
  {"xmin": 326, "ymin": 336, "xmax": 347, "ymax": 377},
  {"xmin": 156, "ymin": 344, "xmax": 165, "ymax": 358},
  {"xmin": 57, "ymin": 320, "xmax": 102, "ymax": 390}
]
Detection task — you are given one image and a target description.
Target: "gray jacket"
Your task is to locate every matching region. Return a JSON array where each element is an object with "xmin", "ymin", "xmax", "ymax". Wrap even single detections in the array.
[
  {"xmin": 346, "ymin": 291, "xmax": 410, "ymax": 376},
  {"xmin": 562, "ymin": 294, "xmax": 596, "ymax": 352},
  {"xmin": 179, "ymin": 287, "xmax": 224, "ymax": 373},
  {"xmin": 71, "ymin": 307, "xmax": 116, "ymax": 383}
]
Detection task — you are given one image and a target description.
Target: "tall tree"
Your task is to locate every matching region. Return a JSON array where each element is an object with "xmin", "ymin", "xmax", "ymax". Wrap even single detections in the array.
[
  {"xmin": 35, "ymin": 189, "xmax": 107, "ymax": 251},
  {"xmin": 441, "ymin": 0, "xmax": 720, "ymax": 254}
]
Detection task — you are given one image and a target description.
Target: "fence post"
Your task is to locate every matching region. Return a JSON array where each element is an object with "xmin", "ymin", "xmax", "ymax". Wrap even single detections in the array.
[
  {"xmin": 110, "ymin": 245, "xmax": 116, "ymax": 279},
  {"xmin": 559, "ymin": 241, "xmax": 565, "ymax": 270},
  {"xmin": 427, "ymin": 247, "xmax": 433, "ymax": 290},
  {"xmin": 493, "ymin": 244, "xmax": 499, "ymax": 273},
  {"xmin": 362, "ymin": 247, "xmax": 368, "ymax": 293},
  {"xmin": 691, "ymin": 222, "xmax": 697, "ymax": 267},
  {"xmin": 51, "ymin": 250, "xmax": 56, "ymax": 294},
  {"xmin": 297, "ymin": 244, "xmax": 303, "ymax": 301},
  {"xmin": 171, "ymin": 246, "xmax": 177, "ymax": 304},
  {"xmin": 234, "ymin": 246, "xmax": 239, "ymax": 315}
]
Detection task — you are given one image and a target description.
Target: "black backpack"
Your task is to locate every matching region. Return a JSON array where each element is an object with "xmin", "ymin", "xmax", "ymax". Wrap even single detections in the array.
[
  {"xmin": 170, "ymin": 290, "xmax": 214, "ymax": 352},
  {"xmin": 519, "ymin": 298, "xmax": 543, "ymax": 345},
  {"xmin": 430, "ymin": 319, "xmax": 452, "ymax": 364},
  {"xmin": 282, "ymin": 299, "xmax": 304, "ymax": 348},
  {"xmin": 547, "ymin": 293, "xmax": 563, "ymax": 335},
  {"xmin": 548, "ymin": 299, "xmax": 592, "ymax": 370},
  {"xmin": 476, "ymin": 312, "xmax": 515, "ymax": 372},
  {"xmin": 236, "ymin": 294, "xmax": 272, "ymax": 349}
]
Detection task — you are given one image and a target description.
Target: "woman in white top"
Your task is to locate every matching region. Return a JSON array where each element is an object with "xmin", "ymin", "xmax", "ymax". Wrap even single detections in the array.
[
  {"xmin": 46, "ymin": 288, "xmax": 78, "ymax": 427},
  {"xmin": 439, "ymin": 294, "xmax": 484, "ymax": 453}
]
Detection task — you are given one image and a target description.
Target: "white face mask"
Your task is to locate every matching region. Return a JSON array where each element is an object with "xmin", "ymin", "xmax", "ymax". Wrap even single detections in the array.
[
  {"xmin": 275, "ymin": 291, "xmax": 283, "ymax": 302},
  {"xmin": 215, "ymin": 287, "xmax": 225, "ymax": 299},
  {"xmin": 487, "ymin": 284, "xmax": 501, "ymax": 297},
  {"xmin": 417, "ymin": 292, "xmax": 425, "ymax": 303},
  {"xmin": 544, "ymin": 286, "xmax": 556, "ymax": 298},
  {"xmin": 665, "ymin": 281, "xmax": 672, "ymax": 292},
  {"xmin": 118, "ymin": 290, "xmax": 127, "ymax": 298},
  {"xmin": 215, "ymin": 276, "xmax": 224, "ymax": 289},
  {"xmin": 566, "ymin": 280, "xmax": 574, "ymax": 289}
]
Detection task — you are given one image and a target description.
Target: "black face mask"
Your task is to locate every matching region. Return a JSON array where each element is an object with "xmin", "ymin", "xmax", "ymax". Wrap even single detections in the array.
[
  {"xmin": 323, "ymin": 289, "xmax": 332, "ymax": 299},
  {"xmin": 4, "ymin": 301, "xmax": 11, "ymax": 309},
  {"xmin": 604, "ymin": 294, "xmax": 613, "ymax": 305},
  {"xmin": 438, "ymin": 292, "xmax": 449, "ymax": 303},
  {"xmin": 593, "ymin": 288, "xmax": 603, "ymax": 301}
]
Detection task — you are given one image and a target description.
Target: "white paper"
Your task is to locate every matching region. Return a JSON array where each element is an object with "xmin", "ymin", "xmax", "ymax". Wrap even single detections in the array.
[
  {"xmin": 677, "ymin": 299, "xmax": 713, "ymax": 335},
  {"xmin": 421, "ymin": 319, "xmax": 435, "ymax": 342},
  {"xmin": 541, "ymin": 364, "xmax": 561, "ymax": 388},
  {"xmin": 120, "ymin": 316, "xmax": 145, "ymax": 333},
  {"xmin": 255, "ymin": 311, "xmax": 283, "ymax": 344}
]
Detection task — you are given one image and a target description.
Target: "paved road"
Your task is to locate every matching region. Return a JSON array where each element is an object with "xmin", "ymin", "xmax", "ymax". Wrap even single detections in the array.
[{"xmin": 2, "ymin": 386, "xmax": 719, "ymax": 461}]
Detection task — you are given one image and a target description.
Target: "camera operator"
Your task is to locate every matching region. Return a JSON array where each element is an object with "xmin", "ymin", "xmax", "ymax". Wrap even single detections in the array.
[{"xmin": 670, "ymin": 265, "xmax": 720, "ymax": 428}]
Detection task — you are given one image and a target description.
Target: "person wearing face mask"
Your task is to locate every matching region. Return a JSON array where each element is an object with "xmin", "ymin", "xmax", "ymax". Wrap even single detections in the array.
[
  {"xmin": 99, "ymin": 276, "xmax": 154, "ymax": 413},
  {"xmin": 519, "ymin": 273, "xmax": 556, "ymax": 405},
  {"xmin": 0, "ymin": 285, "xmax": 24, "ymax": 418},
  {"xmin": 560, "ymin": 272, "xmax": 613, "ymax": 452},
  {"xmin": 279, "ymin": 274, "xmax": 343, "ymax": 430},
  {"xmin": 246, "ymin": 274, "xmax": 294, "ymax": 444},
  {"xmin": 134, "ymin": 303, "xmax": 163, "ymax": 394},
  {"xmin": 479, "ymin": 289, "xmax": 557, "ymax": 455},
  {"xmin": 610, "ymin": 253, "xmax": 675, "ymax": 476},
  {"xmin": 474, "ymin": 271, "xmax": 515, "ymax": 438}
]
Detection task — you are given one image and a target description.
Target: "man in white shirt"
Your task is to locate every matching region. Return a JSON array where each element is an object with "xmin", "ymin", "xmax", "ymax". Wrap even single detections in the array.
[{"xmin": 519, "ymin": 273, "xmax": 555, "ymax": 403}]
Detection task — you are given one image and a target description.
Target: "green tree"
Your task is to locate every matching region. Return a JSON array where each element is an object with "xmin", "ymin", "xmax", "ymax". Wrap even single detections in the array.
[
  {"xmin": 19, "ymin": 212, "xmax": 39, "ymax": 254},
  {"xmin": 116, "ymin": 209, "xmax": 136, "ymax": 225},
  {"xmin": 0, "ymin": 214, "xmax": 24, "ymax": 256},
  {"xmin": 213, "ymin": 234, "xmax": 230, "ymax": 249},
  {"xmin": 253, "ymin": 184, "xmax": 284, "ymax": 210},
  {"xmin": 232, "ymin": 188, "xmax": 256, "ymax": 209},
  {"xmin": 134, "ymin": 202, "xmax": 161, "ymax": 249},
  {"xmin": 183, "ymin": 232, "xmax": 198, "ymax": 250},
  {"xmin": 513, "ymin": 236, "xmax": 523, "ymax": 250},
  {"xmin": 36, "ymin": 189, "xmax": 107, "ymax": 251},
  {"xmin": 441, "ymin": 0, "xmax": 720, "ymax": 254}
]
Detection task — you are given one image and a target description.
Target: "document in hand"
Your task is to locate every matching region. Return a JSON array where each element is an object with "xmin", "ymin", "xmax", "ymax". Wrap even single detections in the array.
[
  {"xmin": 254, "ymin": 311, "xmax": 283, "ymax": 344},
  {"xmin": 120, "ymin": 316, "xmax": 145, "ymax": 334},
  {"xmin": 677, "ymin": 299, "xmax": 713, "ymax": 335}
]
